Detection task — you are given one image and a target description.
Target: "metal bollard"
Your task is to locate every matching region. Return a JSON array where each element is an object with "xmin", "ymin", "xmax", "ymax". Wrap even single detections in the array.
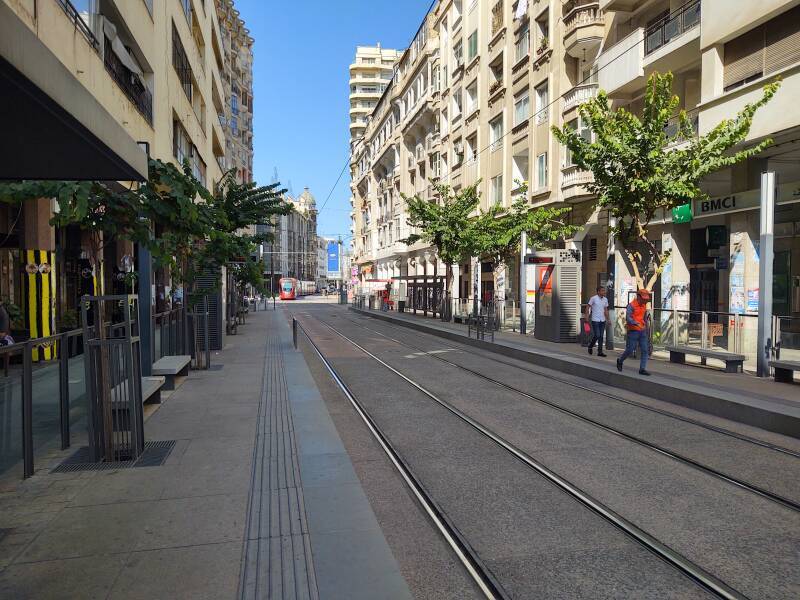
[
  {"xmin": 22, "ymin": 343, "xmax": 34, "ymax": 478},
  {"xmin": 292, "ymin": 317, "xmax": 298, "ymax": 350}
]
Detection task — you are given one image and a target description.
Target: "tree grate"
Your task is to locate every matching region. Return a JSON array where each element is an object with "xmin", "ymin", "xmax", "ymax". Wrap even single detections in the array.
[{"xmin": 50, "ymin": 440, "xmax": 176, "ymax": 473}]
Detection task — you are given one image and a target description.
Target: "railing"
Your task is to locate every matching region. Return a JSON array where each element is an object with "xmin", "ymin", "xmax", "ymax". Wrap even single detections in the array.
[
  {"xmin": 57, "ymin": 0, "xmax": 99, "ymax": 50},
  {"xmin": 103, "ymin": 39, "xmax": 154, "ymax": 124},
  {"xmin": 561, "ymin": 164, "xmax": 594, "ymax": 188},
  {"xmin": 644, "ymin": 0, "xmax": 700, "ymax": 56},
  {"xmin": 0, "ymin": 329, "xmax": 87, "ymax": 480},
  {"xmin": 563, "ymin": 83, "xmax": 598, "ymax": 112},
  {"xmin": 665, "ymin": 108, "xmax": 699, "ymax": 147},
  {"xmin": 564, "ymin": 2, "xmax": 603, "ymax": 38}
]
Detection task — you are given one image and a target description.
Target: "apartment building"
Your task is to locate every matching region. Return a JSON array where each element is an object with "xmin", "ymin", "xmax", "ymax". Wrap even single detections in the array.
[
  {"xmin": 1, "ymin": 0, "xmax": 242, "ymax": 343},
  {"xmin": 271, "ymin": 188, "xmax": 319, "ymax": 283},
  {"xmin": 352, "ymin": 0, "xmax": 800, "ymax": 349},
  {"xmin": 351, "ymin": 0, "xmax": 605, "ymax": 304},
  {"xmin": 349, "ymin": 45, "xmax": 402, "ymax": 150},
  {"xmin": 598, "ymin": 0, "xmax": 800, "ymax": 353},
  {"xmin": 217, "ymin": 0, "xmax": 254, "ymax": 184}
]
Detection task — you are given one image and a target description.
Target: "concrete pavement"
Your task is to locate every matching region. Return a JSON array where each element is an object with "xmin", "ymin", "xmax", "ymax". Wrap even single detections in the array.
[{"xmin": 0, "ymin": 309, "xmax": 409, "ymax": 599}]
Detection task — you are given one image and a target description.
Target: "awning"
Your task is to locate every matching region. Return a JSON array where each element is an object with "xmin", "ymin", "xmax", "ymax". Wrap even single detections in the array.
[{"xmin": 0, "ymin": 3, "xmax": 148, "ymax": 181}]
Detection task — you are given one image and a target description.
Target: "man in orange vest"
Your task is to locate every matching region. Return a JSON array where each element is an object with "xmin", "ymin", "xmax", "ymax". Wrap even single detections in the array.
[{"xmin": 616, "ymin": 289, "xmax": 652, "ymax": 376}]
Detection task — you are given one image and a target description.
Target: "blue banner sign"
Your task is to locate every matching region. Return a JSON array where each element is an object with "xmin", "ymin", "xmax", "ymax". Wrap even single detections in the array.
[{"xmin": 327, "ymin": 242, "xmax": 340, "ymax": 274}]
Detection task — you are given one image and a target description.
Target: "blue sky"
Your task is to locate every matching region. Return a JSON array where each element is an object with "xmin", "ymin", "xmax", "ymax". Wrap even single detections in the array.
[{"xmin": 236, "ymin": 0, "xmax": 431, "ymax": 241}]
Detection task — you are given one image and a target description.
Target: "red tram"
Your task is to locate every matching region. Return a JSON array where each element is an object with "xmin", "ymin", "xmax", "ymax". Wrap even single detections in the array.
[{"xmin": 278, "ymin": 278, "xmax": 316, "ymax": 300}]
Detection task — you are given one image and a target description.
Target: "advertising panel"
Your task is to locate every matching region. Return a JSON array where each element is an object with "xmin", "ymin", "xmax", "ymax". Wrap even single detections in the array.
[{"xmin": 326, "ymin": 242, "xmax": 340, "ymax": 276}]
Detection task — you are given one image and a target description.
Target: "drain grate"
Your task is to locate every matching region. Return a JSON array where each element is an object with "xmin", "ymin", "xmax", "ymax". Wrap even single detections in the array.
[{"xmin": 51, "ymin": 440, "xmax": 176, "ymax": 473}]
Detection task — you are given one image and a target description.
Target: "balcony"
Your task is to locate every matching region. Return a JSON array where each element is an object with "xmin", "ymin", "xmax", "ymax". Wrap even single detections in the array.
[
  {"xmin": 563, "ymin": 2, "xmax": 604, "ymax": 59},
  {"xmin": 644, "ymin": 0, "xmax": 700, "ymax": 57},
  {"xmin": 563, "ymin": 83, "xmax": 598, "ymax": 113},
  {"xmin": 561, "ymin": 165, "xmax": 594, "ymax": 201},
  {"xmin": 597, "ymin": 27, "xmax": 644, "ymax": 96},
  {"xmin": 664, "ymin": 108, "xmax": 699, "ymax": 148},
  {"xmin": 600, "ymin": 0, "xmax": 644, "ymax": 10},
  {"xmin": 103, "ymin": 38, "xmax": 153, "ymax": 125}
]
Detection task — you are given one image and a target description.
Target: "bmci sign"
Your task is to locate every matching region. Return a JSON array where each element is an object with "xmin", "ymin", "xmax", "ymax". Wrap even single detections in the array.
[
  {"xmin": 327, "ymin": 241, "xmax": 340, "ymax": 275},
  {"xmin": 699, "ymin": 196, "xmax": 738, "ymax": 214}
]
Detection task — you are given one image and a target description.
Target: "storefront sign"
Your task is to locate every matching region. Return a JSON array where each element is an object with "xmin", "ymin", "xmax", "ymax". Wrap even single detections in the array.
[
  {"xmin": 694, "ymin": 182, "xmax": 800, "ymax": 218},
  {"xmin": 672, "ymin": 203, "xmax": 693, "ymax": 223}
]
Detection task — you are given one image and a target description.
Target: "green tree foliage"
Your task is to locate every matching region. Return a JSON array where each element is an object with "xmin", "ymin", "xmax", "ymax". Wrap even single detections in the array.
[
  {"xmin": 552, "ymin": 72, "xmax": 779, "ymax": 290},
  {"xmin": 402, "ymin": 182, "xmax": 482, "ymax": 310},
  {"xmin": 472, "ymin": 182, "xmax": 579, "ymax": 269}
]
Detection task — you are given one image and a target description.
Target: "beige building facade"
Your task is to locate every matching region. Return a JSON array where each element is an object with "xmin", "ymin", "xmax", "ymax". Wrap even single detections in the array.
[
  {"xmin": 349, "ymin": 45, "xmax": 402, "ymax": 150},
  {"xmin": 352, "ymin": 0, "xmax": 800, "ymax": 357},
  {"xmin": 1, "ymin": 0, "xmax": 250, "ymax": 342}
]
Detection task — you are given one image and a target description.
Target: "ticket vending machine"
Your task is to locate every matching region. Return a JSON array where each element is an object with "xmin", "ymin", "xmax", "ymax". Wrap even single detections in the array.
[{"xmin": 530, "ymin": 249, "xmax": 582, "ymax": 342}]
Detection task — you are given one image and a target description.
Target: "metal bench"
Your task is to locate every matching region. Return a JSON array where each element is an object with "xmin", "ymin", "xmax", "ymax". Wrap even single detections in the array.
[
  {"xmin": 770, "ymin": 360, "xmax": 800, "ymax": 383},
  {"xmin": 152, "ymin": 355, "xmax": 191, "ymax": 390},
  {"xmin": 666, "ymin": 345, "xmax": 745, "ymax": 373}
]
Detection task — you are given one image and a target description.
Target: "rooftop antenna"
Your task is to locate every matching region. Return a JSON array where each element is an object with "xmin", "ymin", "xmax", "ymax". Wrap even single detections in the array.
[{"xmin": 271, "ymin": 167, "xmax": 279, "ymax": 184}]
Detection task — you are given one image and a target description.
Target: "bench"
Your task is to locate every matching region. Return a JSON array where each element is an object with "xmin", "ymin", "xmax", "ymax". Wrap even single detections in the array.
[
  {"xmin": 111, "ymin": 375, "xmax": 165, "ymax": 430},
  {"xmin": 666, "ymin": 345, "xmax": 745, "ymax": 373},
  {"xmin": 770, "ymin": 360, "xmax": 800, "ymax": 383},
  {"xmin": 152, "ymin": 355, "xmax": 191, "ymax": 390}
]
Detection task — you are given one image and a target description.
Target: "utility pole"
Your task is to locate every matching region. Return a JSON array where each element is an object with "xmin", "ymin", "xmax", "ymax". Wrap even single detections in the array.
[
  {"xmin": 519, "ymin": 231, "xmax": 527, "ymax": 335},
  {"xmin": 757, "ymin": 170, "xmax": 776, "ymax": 377}
]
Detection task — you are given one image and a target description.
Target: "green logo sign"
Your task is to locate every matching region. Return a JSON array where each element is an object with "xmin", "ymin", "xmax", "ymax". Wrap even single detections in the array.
[{"xmin": 672, "ymin": 203, "xmax": 693, "ymax": 224}]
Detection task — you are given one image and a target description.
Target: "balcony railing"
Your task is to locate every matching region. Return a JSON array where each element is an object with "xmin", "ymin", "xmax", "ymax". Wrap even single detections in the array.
[
  {"xmin": 665, "ymin": 108, "xmax": 700, "ymax": 147},
  {"xmin": 564, "ymin": 2, "xmax": 603, "ymax": 37},
  {"xmin": 644, "ymin": 0, "xmax": 700, "ymax": 56},
  {"xmin": 561, "ymin": 164, "xmax": 594, "ymax": 189},
  {"xmin": 103, "ymin": 38, "xmax": 153, "ymax": 124},
  {"xmin": 563, "ymin": 83, "xmax": 598, "ymax": 112},
  {"xmin": 57, "ymin": 0, "xmax": 99, "ymax": 50}
]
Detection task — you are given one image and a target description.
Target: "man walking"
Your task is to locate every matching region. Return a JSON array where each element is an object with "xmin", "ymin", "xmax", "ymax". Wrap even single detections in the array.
[
  {"xmin": 616, "ymin": 289, "xmax": 652, "ymax": 376},
  {"xmin": 586, "ymin": 286, "xmax": 609, "ymax": 357}
]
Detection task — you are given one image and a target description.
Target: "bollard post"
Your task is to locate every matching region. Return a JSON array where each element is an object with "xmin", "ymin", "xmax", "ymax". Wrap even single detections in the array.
[
  {"xmin": 59, "ymin": 333, "xmax": 70, "ymax": 450},
  {"xmin": 22, "ymin": 343, "xmax": 34, "ymax": 478},
  {"xmin": 292, "ymin": 317, "xmax": 298, "ymax": 350}
]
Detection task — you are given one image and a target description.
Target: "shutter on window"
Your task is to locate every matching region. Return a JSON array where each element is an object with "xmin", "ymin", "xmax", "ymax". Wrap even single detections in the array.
[
  {"xmin": 765, "ymin": 6, "xmax": 800, "ymax": 75},
  {"xmin": 723, "ymin": 27, "xmax": 764, "ymax": 89}
]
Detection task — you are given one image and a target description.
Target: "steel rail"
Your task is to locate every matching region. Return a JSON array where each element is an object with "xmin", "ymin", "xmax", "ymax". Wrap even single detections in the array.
[
  {"xmin": 331, "ymin": 313, "xmax": 800, "ymax": 513},
  {"xmin": 345, "ymin": 308, "xmax": 800, "ymax": 459},
  {"xmin": 292, "ymin": 318, "xmax": 507, "ymax": 600},
  {"xmin": 317, "ymin": 317, "xmax": 747, "ymax": 600}
]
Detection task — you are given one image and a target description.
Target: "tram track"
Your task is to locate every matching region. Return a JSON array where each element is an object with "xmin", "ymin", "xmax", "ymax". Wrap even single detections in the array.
[
  {"xmin": 294, "ymin": 315, "xmax": 748, "ymax": 600},
  {"xmin": 329, "ymin": 310, "xmax": 800, "ymax": 511},
  {"xmin": 345, "ymin": 309, "xmax": 800, "ymax": 460}
]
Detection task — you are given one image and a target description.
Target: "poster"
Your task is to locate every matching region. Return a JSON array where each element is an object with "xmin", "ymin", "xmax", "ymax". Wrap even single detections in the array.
[
  {"xmin": 471, "ymin": 256, "xmax": 480, "ymax": 302},
  {"xmin": 746, "ymin": 288, "xmax": 759, "ymax": 313},
  {"xmin": 729, "ymin": 232, "xmax": 746, "ymax": 315},
  {"xmin": 495, "ymin": 265, "xmax": 506, "ymax": 302},
  {"xmin": 538, "ymin": 265, "xmax": 554, "ymax": 317},
  {"xmin": 661, "ymin": 235, "xmax": 672, "ymax": 327}
]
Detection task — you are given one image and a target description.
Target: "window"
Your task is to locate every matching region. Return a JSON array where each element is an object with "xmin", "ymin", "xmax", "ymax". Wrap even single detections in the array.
[
  {"xmin": 454, "ymin": 40, "xmax": 464, "ymax": 67},
  {"xmin": 362, "ymin": 57, "xmax": 376, "ymax": 64},
  {"xmin": 468, "ymin": 30, "xmax": 478, "ymax": 61},
  {"xmin": 173, "ymin": 119, "xmax": 191, "ymax": 165},
  {"xmin": 536, "ymin": 12, "xmax": 549, "ymax": 50},
  {"xmin": 512, "ymin": 152, "xmax": 529, "ymax": 187},
  {"xmin": 535, "ymin": 81, "xmax": 549, "ymax": 124},
  {"xmin": 515, "ymin": 23, "xmax": 530, "ymax": 62},
  {"xmin": 489, "ymin": 115, "xmax": 503, "ymax": 151},
  {"xmin": 453, "ymin": 87, "xmax": 463, "ymax": 115},
  {"xmin": 231, "ymin": 93, "xmax": 239, "ymax": 115},
  {"xmin": 466, "ymin": 81, "xmax": 478, "ymax": 113},
  {"xmin": 466, "ymin": 134, "xmax": 478, "ymax": 162},
  {"xmin": 536, "ymin": 152, "xmax": 548, "ymax": 189},
  {"xmin": 514, "ymin": 91, "xmax": 530, "ymax": 126},
  {"xmin": 491, "ymin": 175, "xmax": 503, "ymax": 205},
  {"xmin": 172, "ymin": 24, "xmax": 192, "ymax": 101}
]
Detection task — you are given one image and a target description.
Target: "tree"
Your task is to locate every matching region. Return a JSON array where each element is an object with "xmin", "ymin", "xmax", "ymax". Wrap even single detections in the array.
[
  {"xmin": 472, "ymin": 182, "xmax": 579, "ymax": 270},
  {"xmin": 552, "ymin": 72, "xmax": 779, "ymax": 291},
  {"xmin": 402, "ymin": 182, "xmax": 482, "ymax": 320}
]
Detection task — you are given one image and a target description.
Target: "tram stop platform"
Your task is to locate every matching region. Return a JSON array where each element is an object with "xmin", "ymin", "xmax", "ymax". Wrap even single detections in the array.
[
  {"xmin": 350, "ymin": 306, "xmax": 800, "ymax": 440},
  {"xmin": 0, "ymin": 309, "xmax": 409, "ymax": 599}
]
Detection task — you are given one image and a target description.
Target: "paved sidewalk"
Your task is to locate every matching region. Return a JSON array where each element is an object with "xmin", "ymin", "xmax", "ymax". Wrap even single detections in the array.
[{"xmin": 0, "ymin": 309, "xmax": 408, "ymax": 599}]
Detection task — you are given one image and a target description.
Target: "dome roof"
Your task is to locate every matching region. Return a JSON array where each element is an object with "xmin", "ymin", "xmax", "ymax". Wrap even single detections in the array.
[{"xmin": 298, "ymin": 187, "xmax": 316, "ymax": 208}]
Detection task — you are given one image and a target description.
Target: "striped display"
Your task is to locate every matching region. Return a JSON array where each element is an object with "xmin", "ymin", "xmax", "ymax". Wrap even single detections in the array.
[{"xmin": 25, "ymin": 249, "xmax": 56, "ymax": 361}]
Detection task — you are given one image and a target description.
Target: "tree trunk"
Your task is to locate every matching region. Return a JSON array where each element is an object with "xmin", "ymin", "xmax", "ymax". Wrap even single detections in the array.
[{"xmin": 442, "ymin": 263, "xmax": 453, "ymax": 322}]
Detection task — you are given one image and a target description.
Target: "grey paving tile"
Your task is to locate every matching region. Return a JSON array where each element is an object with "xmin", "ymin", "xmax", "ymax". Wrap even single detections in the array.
[
  {"xmin": 0, "ymin": 554, "xmax": 128, "ymax": 600},
  {"xmin": 311, "ymin": 529, "xmax": 412, "ymax": 600},
  {"xmin": 108, "ymin": 542, "xmax": 240, "ymax": 600},
  {"xmin": 299, "ymin": 453, "xmax": 361, "ymax": 488},
  {"xmin": 303, "ymin": 482, "xmax": 382, "ymax": 535}
]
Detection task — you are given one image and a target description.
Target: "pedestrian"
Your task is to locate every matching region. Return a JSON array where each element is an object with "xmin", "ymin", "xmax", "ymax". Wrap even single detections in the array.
[
  {"xmin": 586, "ymin": 286, "xmax": 609, "ymax": 357},
  {"xmin": 616, "ymin": 289, "xmax": 652, "ymax": 376}
]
